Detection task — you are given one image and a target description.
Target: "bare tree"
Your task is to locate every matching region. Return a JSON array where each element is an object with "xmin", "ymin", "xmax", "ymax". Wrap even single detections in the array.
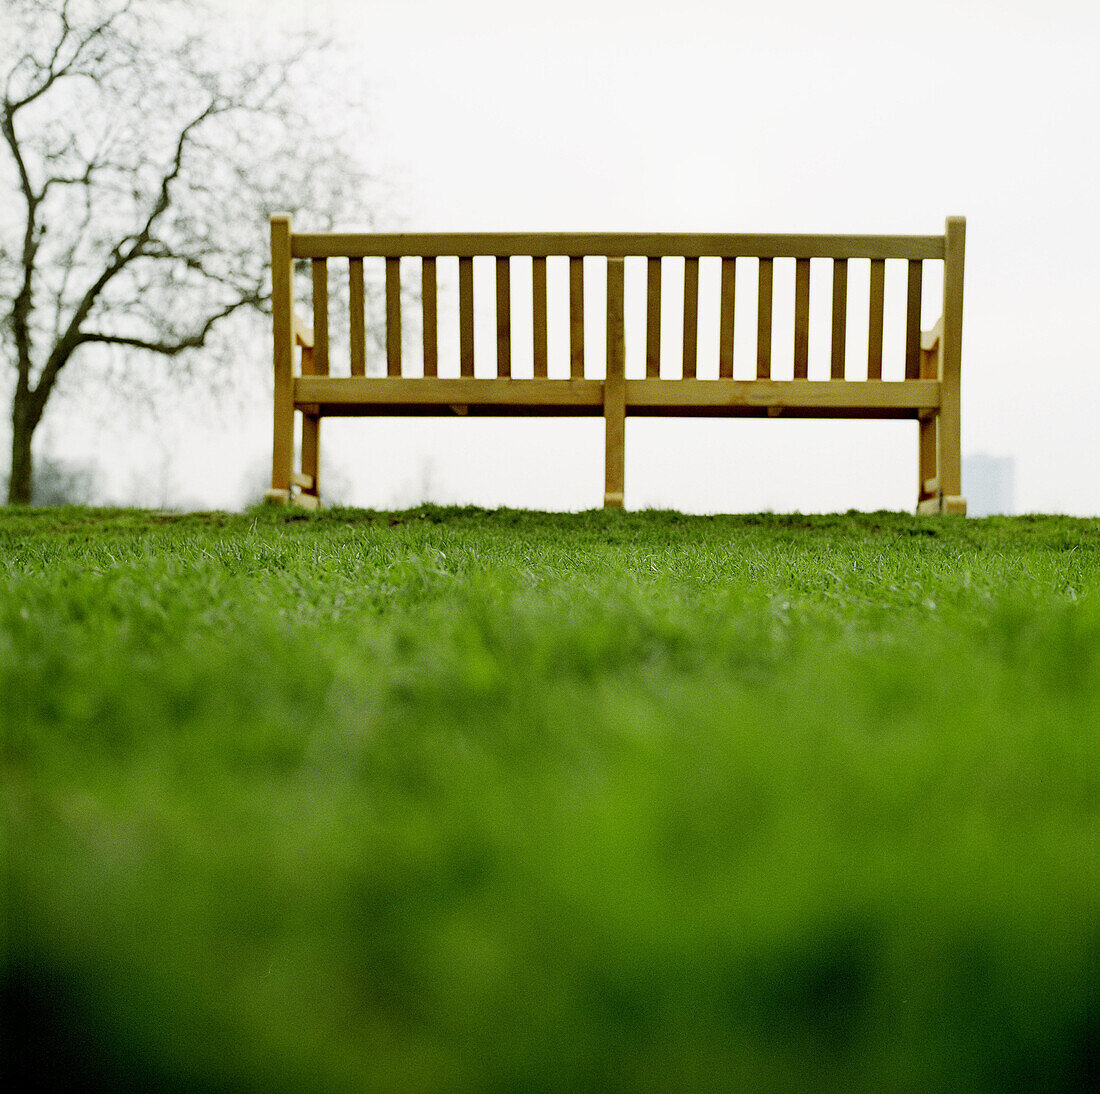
[{"xmin": 1, "ymin": 0, "xmax": 377, "ymax": 504}]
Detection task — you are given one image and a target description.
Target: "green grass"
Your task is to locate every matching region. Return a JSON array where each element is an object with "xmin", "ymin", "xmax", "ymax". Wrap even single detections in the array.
[{"xmin": 2, "ymin": 505, "xmax": 1098, "ymax": 1092}]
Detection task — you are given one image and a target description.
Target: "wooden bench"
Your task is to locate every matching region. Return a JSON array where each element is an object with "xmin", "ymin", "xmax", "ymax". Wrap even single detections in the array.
[{"xmin": 265, "ymin": 215, "xmax": 966, "ymax": 514}]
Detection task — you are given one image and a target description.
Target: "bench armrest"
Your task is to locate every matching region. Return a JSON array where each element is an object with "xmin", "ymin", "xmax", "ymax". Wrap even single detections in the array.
[
  {"xmin": 920, "ymin": 315, "xmax": 943, "ymax": 352},
  {"xmin": 293, "ymin": 313, "xmax": 314, "ymax": 349}
]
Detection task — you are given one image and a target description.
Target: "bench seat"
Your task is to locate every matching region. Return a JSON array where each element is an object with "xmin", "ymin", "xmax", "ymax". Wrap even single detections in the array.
[{"xmin": 294, "ymin": 377, "xmax": 941, "ymax": 420}]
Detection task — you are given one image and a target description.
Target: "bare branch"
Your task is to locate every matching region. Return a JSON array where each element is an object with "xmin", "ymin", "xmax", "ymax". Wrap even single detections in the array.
[
  {"xmin": 40, "ymin": 163, "xmax": 97, "ymax": 193},
  {"xmin": 5, "ymin": 1, "xmax": 131, "ymax": 113},
  {"xmin": 1, "ymin": 99, "xmax": 38, "ymax": 208},
  {"xmin": 75, "ymin": 295, "xmax": 264, "ymax": 356},
  {"xmin": 33, "ymin": 96, "xmax": 223, "ymax": 407}
]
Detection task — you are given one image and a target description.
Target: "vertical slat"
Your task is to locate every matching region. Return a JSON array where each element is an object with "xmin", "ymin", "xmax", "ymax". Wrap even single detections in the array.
[
  {"xmin": 718, "ymin": 258, "xmax": 736, "ymax": 379},
  {"xmin": 269, "ymin": 214, "xmax": 294, "ymax": 499},
  {"xmin": 312, "ymin": 258, "xmax": 330, "ymax": 376},
  {"xmin": 793, "ymin": 257, "xmax": 810, "ymax": 379},
  {"xmin": 495, "ymin": 256, "xmax": 511, "ymax": 378},
  {"xmin": 607, "ymin": 258, "xmax": 625, "ymax": 373},
  {"xmin": 421, "ymin": 257, "xmax": 437, "ymax": 377},
  {"xmin": 458, "ymin": 256, "xmax": 474, "ymax": 377},
  {"xmin": 904, "ymin": 259, "xmax": 923, "ymax": 380},
  {"xmin": 867, "ymin": 258, "xmax": 885, "ymax": 380},
  {"xmin": 756, "ymin": 258, "xmax": 773, "ymax": 379},
  {"xmin": 349, "ymin": 258, "xmax": 366, "ymax": 376},
  {"xmin": 532, "ymin": 257, "xmax": 548, "ymax": 378},
  {"xmin": 830, "ymin": 258, "xmax": 848, "ymax": 379},
  {"xmin": 385, "ymin": 256, "xmax": 401, "ymax": 377},
  {"xmin": 940, "ymin": 217, "xmax": 966, "ymax": 510},
  {"xmin": 604, "ymin": 257, "xmax": 625, "ymax": 508},
  {"xmin": 569, "ymin": 256, "xmax": 584, "ymax": 379},
  {"xmin": 645, "ymin": 257, "xmax": 662, "ymax": 378},
  {"xmin": 682, "ymin": 257, "xmax": 699, "ymax": 379}
]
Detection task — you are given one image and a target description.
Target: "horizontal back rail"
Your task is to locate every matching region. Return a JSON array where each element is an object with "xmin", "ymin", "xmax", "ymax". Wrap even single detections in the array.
[{"xmin": 291, "ymin": 232, "xmax": 945, "ymax": 260}]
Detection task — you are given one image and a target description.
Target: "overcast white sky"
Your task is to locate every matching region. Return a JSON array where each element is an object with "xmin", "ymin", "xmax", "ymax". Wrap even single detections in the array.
[{"xmin": 46, "ymin": 0, "xmax": 1100, "ymax": 513}]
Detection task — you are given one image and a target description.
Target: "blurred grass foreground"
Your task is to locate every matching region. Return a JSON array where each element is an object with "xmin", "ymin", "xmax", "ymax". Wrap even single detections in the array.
[{"xmin": 2, "ymin": 506, "xmax": 1098, "ymax": 1092}]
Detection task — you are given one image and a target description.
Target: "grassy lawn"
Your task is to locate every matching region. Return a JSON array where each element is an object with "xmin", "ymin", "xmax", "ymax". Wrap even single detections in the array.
[{"xmin": 2, "ymin": 505, "xmax": 1098, "ymax": 1092}]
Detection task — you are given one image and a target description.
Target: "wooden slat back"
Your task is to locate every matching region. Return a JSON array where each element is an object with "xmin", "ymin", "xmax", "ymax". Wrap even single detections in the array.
[
  {"xmin": 830, "ymin": 259, "xmax": 848, "ymax": 380},
  {"xmin": 385, "ymin": 257, "xmax": 401, "ymax": 377},
  {"xmin": 532, "ymin": 257, "xmax": 548, "ymax": 378},
  {"xmin": 718, "ymin": 258, "xmax": 736, "ymax": 379},
  {"xmin": 569, "ymin": 257, "xmax": 584, "ymax": 379},
  {"xmin": 793, "ymin": 258, "xmax": 810, "ymax": 380},
  {"xmin": 311, "ymin": 259, "xmax": 329, "ymax": 376},
  {"xmin": 607, "ymin": 258, "xmax": 625, "ymax": 381},
  {"xmin": 458, "ymin": 257, "xmax": 474, "ymax": 377},
  {"xmin": 867, "ymin": 258, "xmax": 885, "ymax": 380},
  {"xmin": 757, "ymin": 258, "xmax": 773, "ymax": 380},
  {"xmin": 421, "ymin": 257, "xmax": 437, "ymax": 378},
  {"xmin": 496, "ymin": 256, "xmax": 511, "ymax": 378},
  {"xmin": 645, "ymin": 257, "xmax": 661, "ymax": 378},
  {"xmin": 291, "ymin": 232, "xmax": 948, "ymax": 389},
  {"xmin": 682, "ymin": 258, "xmax": 699, "ymax": 379},
  {"xmin": 349, "ymin": 258, "xmax": 366, "ymax": 376},
  {"xmin": 904, "ymin": 259, "xmax": 923, "ymax": 380}
]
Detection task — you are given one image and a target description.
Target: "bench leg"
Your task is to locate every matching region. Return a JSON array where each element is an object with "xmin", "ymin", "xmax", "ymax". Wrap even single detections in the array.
[
  {"xmin": 265, "ymin": 383, "xmax": 295, "ymax": 505},
  {"xmin": 604, "ymin": 404, "xmax": 624, "ymax": 509},
  {"xmin": 938, "ymin": 395, "xmax": 967, "ymax": 516},
  {"xmin": 915, "ymin": 415, "xmax": 966, "ymax": 515},
  {"xmin": 301, "ymin": 412, "xmax": 321, "ymax": 505},
  {"xmin": 915, "ymin": 419, "xmax": 967, "ymax": 513},
  {"xmin": 916, "ymin": 334, "xmax": 967, "ymax": 516},
  {"xmin": 917, "ymin": 412, "xmax": 939, "ymax": 510}
]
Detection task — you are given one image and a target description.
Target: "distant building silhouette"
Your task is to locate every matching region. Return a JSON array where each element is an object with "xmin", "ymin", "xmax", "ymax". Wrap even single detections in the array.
[{"xmin": 964, "ymin": 454, "xmax": 1015, "ymax": 516}]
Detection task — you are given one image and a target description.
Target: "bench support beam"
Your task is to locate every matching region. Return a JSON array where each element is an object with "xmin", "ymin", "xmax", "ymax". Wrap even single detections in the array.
[{"xmin": 936, "ymin": 216, "xmax": 967, "ymax": 516}]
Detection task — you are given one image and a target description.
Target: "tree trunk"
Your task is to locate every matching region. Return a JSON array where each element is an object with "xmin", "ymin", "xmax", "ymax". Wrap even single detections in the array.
[{"xmin": 8, "ymin": 390, "xmax": 36, "ymax": 504}]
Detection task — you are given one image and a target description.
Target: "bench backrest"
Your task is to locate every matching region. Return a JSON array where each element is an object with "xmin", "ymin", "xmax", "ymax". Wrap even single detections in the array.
[{"xmin": 272, "ymin": 219, "xmax": 964, "ymax": 393}]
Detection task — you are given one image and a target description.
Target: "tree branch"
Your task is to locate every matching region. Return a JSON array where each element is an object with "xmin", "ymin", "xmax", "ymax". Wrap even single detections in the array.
[
  {"xmin": 31, "ymin": 97, "xmax": 224, "ymax": 414},
  {"xmin": 5, "ymin": 1, "xmax": 130, "ymax": 113},
  {"xmin": 75, "ymin": 295, "xmax": 263, "ymax": 356},
  {"xmin": 40, "ymin": 161, "xmax": 98, "ymax": 194}
]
